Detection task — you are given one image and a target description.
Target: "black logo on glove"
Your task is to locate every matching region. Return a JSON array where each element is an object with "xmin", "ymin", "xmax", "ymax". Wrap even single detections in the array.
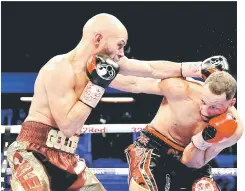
[
  {"xmin": 96, "ymin": 63, "xmax": 116, "ymax": 80},
  {"xmin": 208, "ymin": 56, "xmax": 229, "ymax": 71}
]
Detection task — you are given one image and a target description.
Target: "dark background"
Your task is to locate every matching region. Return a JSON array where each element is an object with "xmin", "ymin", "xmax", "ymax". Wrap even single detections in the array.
[
  {"xmin": 1, "ymin": 2, "xmax": 238, "ymax": 190},
  {"xmin": 2, "ymin": 1, "xmax": 237, "ymax": 74}
]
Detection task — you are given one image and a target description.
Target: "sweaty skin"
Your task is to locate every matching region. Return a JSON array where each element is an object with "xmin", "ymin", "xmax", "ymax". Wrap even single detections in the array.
[
  {"xmin": 25, "ymin": 13, "xmax": 128, "ymax": 137},
  {"xmin": 110, "ymin": 76, "xmax": 243, "ymax": 168},
  {"xmin": 25, "ymin": 13, "xmax": 202, "ymax": 137}
]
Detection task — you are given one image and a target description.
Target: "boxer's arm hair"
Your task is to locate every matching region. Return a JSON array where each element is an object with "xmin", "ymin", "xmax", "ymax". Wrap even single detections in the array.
[
  {"xmin": 43, "ymin": 60, "xmax": 92, "ymax": 137},
  {"xmin": 118, "ymin": 56, "xmax": 202, "ymax": 79},
  {"xmin": 110, "ymin": 74, "xmax": 188, "ymax": 98},
  {"xmin": 181, "ymin": 106, "xmax": 244, "ymax": 168},
  {"xmin": 109, "ymin": 74, "xmax": 163, "ymax": 95},
  {"xmin": 118, "ymin": 56, "xmax": 181, "ymax": 78}
]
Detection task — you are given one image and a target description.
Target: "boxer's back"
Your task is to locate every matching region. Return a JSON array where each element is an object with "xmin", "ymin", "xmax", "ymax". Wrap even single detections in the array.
[
  {"xmin": 25, "ymin": 54, "xmax": 89, "ymax": 128},
  {"xmin": 151, "ymin": 78, "xmax": 207, "ymax": 146}
]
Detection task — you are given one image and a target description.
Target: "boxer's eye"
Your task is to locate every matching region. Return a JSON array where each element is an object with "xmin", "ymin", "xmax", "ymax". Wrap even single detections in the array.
[
  {"xmin": 118, "ymin": 44, "xmax": 124, "ymax": 49},
  {"xmin": 201, "ymin": 99, "xmax": 206, "ymax": 105}
]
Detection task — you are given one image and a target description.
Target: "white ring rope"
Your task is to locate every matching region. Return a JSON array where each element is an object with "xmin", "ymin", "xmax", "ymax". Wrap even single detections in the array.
[
  {"xmin": 1, "ymin": 124, "xmax": 146, "ymax": 134},
  {"xmin": 4, "ymin": 168, "xmax": 237, "ymax": 176},
  {"xmin": 20, "ymin": 97, "xmax": 135, "ymax": 103},
  {"xmin": 1, "ymin": 124, "xmax": 237, "ymax": 177}
]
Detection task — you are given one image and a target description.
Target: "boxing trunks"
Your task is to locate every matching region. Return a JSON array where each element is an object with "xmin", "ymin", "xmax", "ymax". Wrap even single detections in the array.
[
  {"xmin": 125, "ymin": 125, "xmax": 220, "ymax": 191},
  {"xmin": 6, "ymin": 121, "xmax": 106, "ymax": 191}
]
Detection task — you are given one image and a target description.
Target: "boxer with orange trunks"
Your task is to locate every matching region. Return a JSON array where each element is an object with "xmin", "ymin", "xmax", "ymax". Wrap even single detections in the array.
[{"xmin": 110, "ymin": 70, "xmax": 244, "ymax": 190}]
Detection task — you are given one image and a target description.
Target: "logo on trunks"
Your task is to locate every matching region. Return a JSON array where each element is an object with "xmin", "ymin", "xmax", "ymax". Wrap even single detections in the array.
[
  {"xmin": 192, "ymin": 177, "xmax": 218, "ymax": 191},
  {"xmin": 96, "ymin": 62, "xmax": 116, "ymax": 80},
  {"xmin": 132, "ymin": 127, "xmax": 144, "ymax": 132},
  {"xmin": 138, "ymin": 135, "xmax": 150, "ymax": 146},
  {"xmin": 13, "ymin": 152, "xmax": 43, "ymax": 190},
  {"xmin": 46, "ymin": 129, "xmax": 79, "ymax": 154},
  {"xmin": 167, "ymin": 149, "xmax": 181, "ymax": 160}
]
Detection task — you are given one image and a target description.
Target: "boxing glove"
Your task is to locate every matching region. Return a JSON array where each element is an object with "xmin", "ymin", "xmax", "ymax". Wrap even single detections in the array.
[
  {"xmin": 181, "ymin": 55, "xmax": 229, "ymax": 79},
  {"xmin": 80, "ymin": 54, "xmax": 119, "ymax": 108},
  {"xmin": 201, "ymin": 55, "xmax": 229, "ymax": 79},
  {"xmin": 192, "ymin": 113, "xmax": 238, "ymax": 150}
]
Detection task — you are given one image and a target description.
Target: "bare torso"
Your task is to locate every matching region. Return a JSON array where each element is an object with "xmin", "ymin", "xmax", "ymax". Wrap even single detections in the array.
[
  {"xmin": 151, "ymin": 79, "xmax": 208, "ymax": 146},
  {"xmin": 25, "ymin": 53, "xmax": 89, "ymax": 128}
]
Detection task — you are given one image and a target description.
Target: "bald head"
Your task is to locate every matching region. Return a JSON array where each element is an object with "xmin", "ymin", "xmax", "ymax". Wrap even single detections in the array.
[
  {"xmin": 80, "ymin": 13, "xmax": 128, "ymax": 61},
  {"xmin": 83, "ymin": 13, "xmax": 128, "ymax": 39}
]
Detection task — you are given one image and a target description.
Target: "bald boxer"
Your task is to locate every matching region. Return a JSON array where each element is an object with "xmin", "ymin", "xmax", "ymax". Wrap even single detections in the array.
[
  {"xmin": 6, "ymin": 12, "xmax": 229, "ymax": 191},
  {"xmin": 109, "ymin": 71, "xmax": 243, "ymax": 191}
]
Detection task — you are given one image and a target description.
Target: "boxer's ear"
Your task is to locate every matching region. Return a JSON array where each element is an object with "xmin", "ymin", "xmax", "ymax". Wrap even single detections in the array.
[
  {"xmin": 230, "ymin": 98, "xmax": 236, "ymax": 107},
  {"xmin": 94, "ymin": 33, "xmax": 103, "ymax": 45}
]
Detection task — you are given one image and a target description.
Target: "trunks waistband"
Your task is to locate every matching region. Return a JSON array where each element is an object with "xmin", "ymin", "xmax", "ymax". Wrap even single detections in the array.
[
  {"xmin": 17, "ymin": 121, "xmax": 79, "ymax": 154},
  {"xmin": 144, "ymin": 125, "xmax": 185, "ymax": 152}
]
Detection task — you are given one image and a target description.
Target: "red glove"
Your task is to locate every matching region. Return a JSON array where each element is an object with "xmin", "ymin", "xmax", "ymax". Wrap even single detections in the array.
[
  {"xmin": 192, "ymin": 113, "xmax": 238, "ymax": 150},
  {"xmin": 80, "ymin": 54, "xmax": 119, "ymax": 108}
]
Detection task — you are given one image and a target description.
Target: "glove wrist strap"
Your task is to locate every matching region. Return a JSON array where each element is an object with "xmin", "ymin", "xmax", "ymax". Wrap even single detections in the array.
[
  {"xmin": 192, "ymin": 131, "xmax": 212, "ymax": 151},
  {"xmin": 79, "ymin": 81, "xmax": 105, "ymax": 108},
  {"xmin": 181, "ymin": 62, "xmax": 202, "ymax": 78}
]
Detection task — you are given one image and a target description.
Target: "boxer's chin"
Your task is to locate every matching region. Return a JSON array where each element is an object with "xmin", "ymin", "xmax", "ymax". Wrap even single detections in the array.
[
  {"xmin": 114, "ymin": 57, "xmax": 120, "ymax": 62},
  {"xmin": 110, "ymin": 55, "xmax": 120, "ymax": 62},
  {"xmin": 201, "ymin": 113, "xmax": 209, "ymax": 122}
]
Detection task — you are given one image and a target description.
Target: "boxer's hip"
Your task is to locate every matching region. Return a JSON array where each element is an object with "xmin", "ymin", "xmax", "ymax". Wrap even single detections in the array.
[
  {"xmin": 7, "ymin": 142, "xmax": 87, "ymax": 191},
  {"xmin": 124, "ymin": 125, "xmax": 185, "ymax": 191},
  {"xmin": 9, "ymin": 121, "xmax": 81, "ymax": 174},
  {"xmin": 125, "ymin": 124, "xmax": 185, "ymax": 158},
  {"xmin": 17, "ymin": 121, "xmax": 79, "ymax": 153},
  {"xmin": 6, "ymin": 121, "xmax": 89, "ymax": 190},
  {"xmin": 125, "ymin": 125, "xmax": 212, "ymax": 191}
]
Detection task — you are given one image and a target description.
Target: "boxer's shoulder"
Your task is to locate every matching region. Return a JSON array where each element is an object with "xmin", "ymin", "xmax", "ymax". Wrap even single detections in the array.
[
  {"xmin": 158, "ymin": 77, "xmax": 190, "ymax": 98},
  {"xmin": 42, "ymin": 55, "xmax": 73, "ymax": 73},
  {"xmin": 40, "ymin": 55, "xmax": 75, "ymax": 84},
  {"xmin": 160, "ymin": 77, "xmax": 189, "ymax": 90}
]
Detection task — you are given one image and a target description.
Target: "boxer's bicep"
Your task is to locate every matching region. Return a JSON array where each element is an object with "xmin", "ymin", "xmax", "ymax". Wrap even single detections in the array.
[{"xmin": 110, "ymin": 74, "xmax": 163, "ymax": 95}]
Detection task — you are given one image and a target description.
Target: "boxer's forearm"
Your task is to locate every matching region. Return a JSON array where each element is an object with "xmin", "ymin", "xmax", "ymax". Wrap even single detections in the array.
[
  {"xmin": 109, "ymin": 74, "xmax": 163, "ymax": 95},
  {"xmin": 181, "ymin": 142, "xmax": 206, "ymax": 169},
  {"xmin": 119, "ymin": 57, "xmax": 202, "ymax": 79},
  {"xmin": 61, "ymin": 102, "xmax": 92, "ymax": 137},
  {"xmin": 182, "ymin": 142, "xmax": 228, "ymax": 169},
  {"xmin": 121, "ymin": 59, "xmax": 182, "ymax": 78}
]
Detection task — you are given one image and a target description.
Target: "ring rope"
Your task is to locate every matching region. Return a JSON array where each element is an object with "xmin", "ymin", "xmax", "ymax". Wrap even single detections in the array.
[
  {"xmin": 1, "ymin": 124, "xmax": 237, "ymax": 179},
  {"xmin": 4, "ymin": 167, "xmax": 237, "ymax": 176},
  {"xmin": 1, "ymin": 124, "xmax": 146, "ymax": 134}
]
